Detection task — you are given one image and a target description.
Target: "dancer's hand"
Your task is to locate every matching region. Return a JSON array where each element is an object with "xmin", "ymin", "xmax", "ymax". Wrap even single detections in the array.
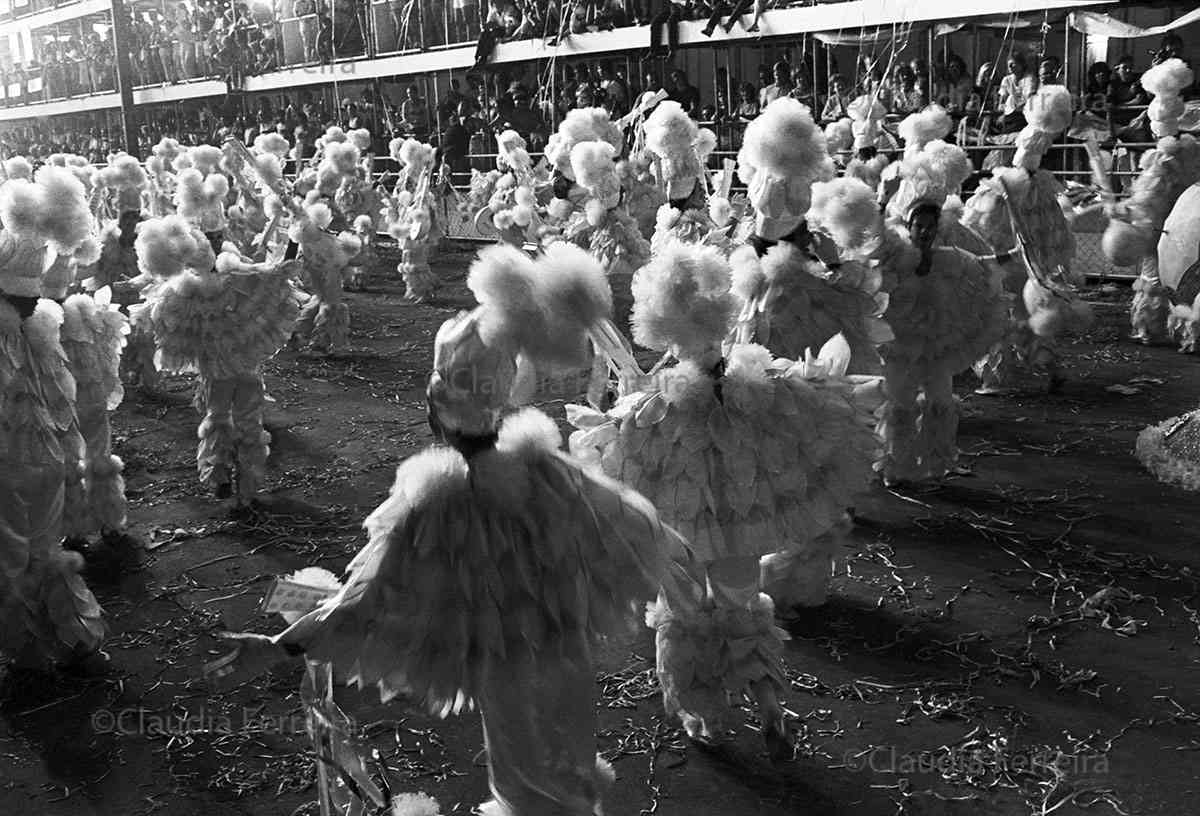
[{"xmin": 203, "ymin": 633, "xmax": 295, "ymax": 688}]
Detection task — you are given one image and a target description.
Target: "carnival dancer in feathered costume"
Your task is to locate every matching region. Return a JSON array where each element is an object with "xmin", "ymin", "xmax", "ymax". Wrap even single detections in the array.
[
  {"xmin": 333, "ymin": 131, "xmax": 380, "ymax": 291},
  {"xmin": 289, "ymin": 199, "xmax": 362, "ymax": 354},
  {"xmin": 559, "ymin": 140, "xmax": 652, "ymax": 332},
  {"xmin": 385, "ymin": 138, "xmax": 442, "ymax": 302},
  {"xmin": 1099, "ymin": 60, "xmax": 1200, "ymax": 345},
  {"xmin": 72, "ymin": 154, "xmax": 161, "ymax": 397},
  {"xmin": 207, "ymin": 243, "xmax": 692, "ymax": 816},
  {"xmin": 0, "ymin": 165, "xmax": 108, "ymax": 676},
  {"xmin": 131, "ymin": 216, "xmax": 302, "ymax": 504},
  {"xmin": 145, "ymin": 138, "xmax": 183, "ymax": 217},
  {"xmin": 567, "ymin": 241, "xmax": 882, "ymax": 756},
  {"xmin": 642, "ymin": 101, "xmax": 724, "ymax": 253},
  {"xmin": 869, "ymin": 184, "xmax": 1006, "ymax": 485},
  {"xmin": 543, "ymin": 107, "xmax": 626, "ymax": 234},
  {"xmin": 729, "ymin": 99, "xmax": 891, "ymax": 374},
  {"xmin": 842, "ymin": 94, "xmax": 891, "ymax": 192},
  {"xmin": 960, "ymin": 85, "xmax": 1092, "ymax": 393},
  {"xmin": 482, "ymin": 130, "xmax": 543, "ymax": 247}
]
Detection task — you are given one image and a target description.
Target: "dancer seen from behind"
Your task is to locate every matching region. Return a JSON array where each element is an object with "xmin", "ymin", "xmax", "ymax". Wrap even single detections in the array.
[
  {"xmin": 0, "ymin": 166, "xmax": 108, "ymax": 678},
  {"xmin": 207, "ymin": 243, "xmax": 693, "ymax": 816},
  {"xmin": 131, "ymin": 215, "xmax": 301, "ymax": 505},
  {"xmin": 960, "ymin": 86, "xmax": 1092, "ymax": 393},
  {"xmin": 569, "ymin": 240, "xmax": 882, "ymax": 758},
  {"xmin": 729, "ymin": 96, "xmax": 892, "ymax": 375}
]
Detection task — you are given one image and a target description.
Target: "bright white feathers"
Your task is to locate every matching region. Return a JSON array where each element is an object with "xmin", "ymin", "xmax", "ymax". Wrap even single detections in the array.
[{"xmin": 631, "ymin": 240, "xmax": 737, "ymax": 357}]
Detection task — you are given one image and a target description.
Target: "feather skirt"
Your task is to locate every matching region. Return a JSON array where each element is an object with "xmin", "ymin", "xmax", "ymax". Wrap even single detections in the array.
[
  {"xmin": 60, "ymin": 293, "xmax": 131, "ymax": 536},
  {"xmin": 882, "ymin": 248, "xmax": 1007, "ymax": 375},
  {"xmin": 645, "ymin": 591, "xmax": 788, "ymax": 736},
  {"xmin": 742, "ymin": 244, "xmax": 893, "ymax": 374},
  {"xmin": 132, "ymin": 267, "xmax": 302, "ymax": 378},
  {"xmin": 1135, "ymin": 410, "xmax": 1200, "ymax": 492},
  {"xmin": 275, "ymin": 409, "xmax": 689, "ymax": 714},
  {"xmin": 0, "ymin": 299, "xmax": 104, "ymax": 664},
  {"xmin": 567, "ymin": 353, "xmax": 882, "ymax": 563}
]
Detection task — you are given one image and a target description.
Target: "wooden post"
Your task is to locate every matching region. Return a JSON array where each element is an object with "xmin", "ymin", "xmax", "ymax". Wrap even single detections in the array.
[{"xmin": 109, "ymin": 0, "xmax": 139, "ymax": 158}]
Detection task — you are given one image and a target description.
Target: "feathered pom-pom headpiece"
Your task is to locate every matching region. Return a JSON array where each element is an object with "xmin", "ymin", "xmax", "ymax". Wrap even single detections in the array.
[
  {"xmin": 390, "ymin": 137, "xmax": 436, "ymax": 170},
  {"xmin": 253, "ymin": 132, "xmax": 292, "ymax": 160},
  {"xmin": 317, "ymin": 126, "xmax": 348, "ymax": 149},
  {"xmin": 390, "ymin": 792, "xmax": 442, "ymax": 816},
  {"xmin": 34, "ymin": 165, "xmax": 94, "ymax": 254},
  {"xmin": 570, "ymin": 141, "xmax": 621, "ymax": 210},
  {"xmin": 495, "ymin": 130, "xmax": 532, "ymax": 174},
  {"xmin": 0, "ymin": 177, "xmax": 41, "ymax": 235},
  {"xmin": 1141, "ymin": 59, "xmax": 1195, "ymax": 138},
  {"xmin": 847, "ymin": 94, "xmax": 887, "ymax": 150},
  {"xmin": 152, "ymin": 137, "xmax": 184, "ymax": 164},
  {"xmin": 135, "ymin": 215, "xmax": 216, "ymax": 278},
  {"xmin": 316, "ymin": 141, "xmax": 362, "ymax": 195},
  {"xmin": 1013, "ymin": 85, "xmax": 1074, "ymax": 170},
  {"xmin": 807, "ymin": 176, "xmax": 884, "ymax": 257},
  {"xmin": 897, "ymin": 105, "xmax": 953, "ymax": 155},
  {"xmin": 3, "ymin": 156, "xmax": 33, "ymax": 181},
  {"xmin": 737, "ymin": 97, "xmax": 835, "ymax": 239},
  {"xmin": 631, "ymin": 240, "xmax": 737, "ymax": 358},
  {"xmin": 887, "ymin": 139, "xmax": 973, "ymax": 217},
  {"xmin": 175, "ymin": 168, "xmax": 229, "ymax": 232},
  {"xmin": 347, "ymin": 128, "xmax": 373, "ymax": 152},
  {"xmin": 99, "ymin": 153, "xmax": 148, "ymax": 213},
  {"xmin": 530, "ymin": 243, "xmax": 613, "ymax": 369},
  {"xmin": 823, "ymin": 119, "xmax": 853, "ymax": 157},
  {"xmin": 545, "ymin": 107, "xmax": 623, "ymax": 179},
  {"xmin": 642, "ymin": 100, "xmax": 704, "ymax": 198},
  {"xmin": 188, "ymin": 145, "xmax": 224, "ymax": 176},
  {"xmin": 466, "ymin": 243, "xmax": 543, "ymax": 349}
]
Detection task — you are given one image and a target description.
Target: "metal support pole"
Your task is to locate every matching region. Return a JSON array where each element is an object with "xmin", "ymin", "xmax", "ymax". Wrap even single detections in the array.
[{"xmin": 109, "ymin": 0, "xmax": 139, "ymax": 158}]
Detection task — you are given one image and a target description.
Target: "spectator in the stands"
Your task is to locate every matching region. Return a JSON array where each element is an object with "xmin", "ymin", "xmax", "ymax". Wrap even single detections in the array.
[
  {"xmin": 937, "ymin": 53, "xmax": 973, "ymax": 114},
  {"xmin": 172, "ymin": 5, "xmax": 195, "ymax": 80},
  {"xmin": 294, "ymin": 0, "xmax": 320, "ymax": 62},
  {"xmin": 820, "ymin": 73, "xmax": 851, "ymax": 122},
  {"xmin": 1038, "ymin": 56, "xmax": 1061, "ymax": 88},
  {"xmin": 600, "ymin": 62, "xmax": 629, "ymax": 115},
  {"xmin": 1107, "ymin": 54, "xmax": 1148, "ymax": 130},
  {"xmin": 441, "ymin": 105, "xmax": 471, "ymax": 172},
  {"xmin": 400, "ymin": 83, "xmax": 430, "ymax": 139},
  {"xmin": 760, "ymin": 60, "xmax": 793, "ymax": 107},
  {"xmin": 998, "ymin": 53, "xmax": 1035, "ymax": 129},
  {"xmin": 735, "ymin": 81, "xmax": 759, "ymax": 121},
  {"xmin": 668, "ymin": 68, "xmax": 700, "ymax": 115}
]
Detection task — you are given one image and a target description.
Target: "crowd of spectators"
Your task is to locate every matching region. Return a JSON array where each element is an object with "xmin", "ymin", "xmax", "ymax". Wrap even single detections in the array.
[{"xmin": 2, "ymin": 28, "xmax": 1194, "ymax": 174}]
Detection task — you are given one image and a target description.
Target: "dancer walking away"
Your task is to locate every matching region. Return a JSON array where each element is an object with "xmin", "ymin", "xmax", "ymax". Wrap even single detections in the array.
[
  {"xmin": 208, "ymin": 244, "xmax": 692, "ymax": 816},
  {"xmin": 569, "ymin": 241, "xmax": 882, "ymax": 757},
  {"xmin": 0, "ymin": 166, "xmax": 107, "ymax": 678}
]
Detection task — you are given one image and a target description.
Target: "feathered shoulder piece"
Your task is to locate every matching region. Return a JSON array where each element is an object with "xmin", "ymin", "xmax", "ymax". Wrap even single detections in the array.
[
  {"xmin": 898, "ymin": 105, "xmax": 952, "ymax": 155},
  {"xmin": 738, "ymin": 97, "xmax": 835, "ymax": 239},
  {"xmin": 631, "ymin": 240, "xmax": 737, "ymax": 359},
  {"xmin": 496, "ymin": 407, "xmax": 564, "ymax": 457},
  {"xmin": 135, "ymin": 215, "xmax": 216, "ymax": 278},
  {"xmin": 175, "ymin": 168, "xmax": 229, "ymax": 232},
  {"xmin": 545, "ymin": 107, "xmax": 624, "ymax": 180},
  {"xmin": 807, "ymin": 176, "xmax": 884, "ymax": 259}
]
